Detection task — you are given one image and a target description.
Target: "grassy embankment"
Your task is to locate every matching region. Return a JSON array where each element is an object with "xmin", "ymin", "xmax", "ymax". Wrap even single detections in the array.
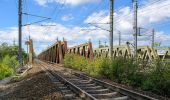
[{"xmin": 64, "ymin": 53, "xmax": 170, "ymax": 97}]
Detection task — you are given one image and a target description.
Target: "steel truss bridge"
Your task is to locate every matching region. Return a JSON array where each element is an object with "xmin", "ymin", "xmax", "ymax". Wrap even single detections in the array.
[{"xmin": 38, "ymin": 40, "xmax": 170, "ymax": 64}]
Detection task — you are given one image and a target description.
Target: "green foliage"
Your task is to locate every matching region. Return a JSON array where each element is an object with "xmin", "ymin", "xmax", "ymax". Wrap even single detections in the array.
[
  {"xmin": 0, "ymin": 43, "xmax": 18, "ymax": 60},
  {"xmin": 64, "ymin": 54, "xmax": 87, "ymax": 71},
  {"xmin": 0, "ymin": 43, "xmax": 27, "ymax": 80},
  {"xmin": 142, "ymin": 60, "xmax": 170, "ymax": 96},
  {"xmin": 0, "ymin": 64, "xmax": 13, "ymax": 80},
  {"xmin": 84, "ymin": 58, "xmax": 107, "ymax": 77},
  {"xmin": 2, "ymin": 55, "xmax": 19, "ymax": 70},
  {"xmin": 0, "ymin": 55, "xmax": 19, "ymax": 80},
  {"xmin": 64, "ymin": 54, "xmax": 104, "ymax": 77},
  {"xmin": 98, "ymin": 57, "xmax": 143, "ymax": 86}
]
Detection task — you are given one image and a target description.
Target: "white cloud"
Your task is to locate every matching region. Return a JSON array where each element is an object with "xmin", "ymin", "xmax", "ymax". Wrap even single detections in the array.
[
  {"xmin": 84, "ymin": 10, "xmax": 108, "ymax": 23},
  {"xmin": 83, "ymin": 0, "xmax": 170, "ymax": 47},
  {"xmin": 35, "ymin": 0, "xmax": 101, "ymax": 6},
  {"xmin": 1, "ymin": 0, "xmax": 170, "ymax": 54},
  {"xmin": 0, "ymin": 22, "xmax": 109, "ymax": 54},
  {"xmin": 61, "ymin": 14, "xmax": 74, "ymax": 21}
]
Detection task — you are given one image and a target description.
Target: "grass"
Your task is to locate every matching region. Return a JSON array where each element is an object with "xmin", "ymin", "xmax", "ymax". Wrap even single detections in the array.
[{"xmin": 64, "ymin": 53, "xmax": 170, "ymax": 97}]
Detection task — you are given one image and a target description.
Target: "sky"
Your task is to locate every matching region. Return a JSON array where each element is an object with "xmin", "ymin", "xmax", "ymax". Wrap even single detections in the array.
[{"xmin": 0, "ymin": 0, "xmax": 170, "ymax": 54}]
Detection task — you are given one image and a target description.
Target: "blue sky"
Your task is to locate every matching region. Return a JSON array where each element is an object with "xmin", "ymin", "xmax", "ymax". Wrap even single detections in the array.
[{"xmin": 0, "ymin": 0, "xmax": 170, "ymax": 54}]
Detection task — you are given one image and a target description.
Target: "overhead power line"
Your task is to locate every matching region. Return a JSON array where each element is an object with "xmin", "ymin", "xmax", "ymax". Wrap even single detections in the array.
[
  {"xmin": 88, "ymin": 23, "xmax": 110, "ymax": 32},
  {"xmin": 22, "ymin": 18, "xmax": 51, "ymax": 26},
  {"xmin": 22, "ymin": 12, "xmax": 51, "ymax": 19}
]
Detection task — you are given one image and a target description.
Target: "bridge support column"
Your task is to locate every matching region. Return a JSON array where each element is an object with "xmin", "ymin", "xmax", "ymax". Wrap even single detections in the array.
[{"xmin": 58, "ymin": 41, "xmax": 64, "ymax": 64}]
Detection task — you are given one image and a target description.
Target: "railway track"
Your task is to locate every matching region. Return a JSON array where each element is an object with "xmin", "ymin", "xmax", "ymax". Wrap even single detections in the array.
[
  {"xmin": 37, "ymin": 60, "xmax": 157, "ymax": 100},
  {"xmin": 37, "ymin": 61, "xmax": 82, "ymax": 100}
]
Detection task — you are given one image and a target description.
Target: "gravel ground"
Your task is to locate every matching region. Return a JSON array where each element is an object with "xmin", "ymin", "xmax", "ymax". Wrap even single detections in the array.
[{"xmin": 0, "ymin": 62, "xmax": 63, "ymax": 100}]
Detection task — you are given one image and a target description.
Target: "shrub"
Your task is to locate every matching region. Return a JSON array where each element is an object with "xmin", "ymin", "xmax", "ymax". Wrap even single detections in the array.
[
  {"xmin": 88, "ymin": 57, "xmax": 109, "ymax": 77},
  {"xmin": 2, "ymin": 55, "xmax": 19, "ymax": 72},
  {"xmin": 0, "ymin": 55, "xmax": 19, "ymax": 80},
  {"xmin": 64, "ymin": 54, "xmax": 87, "ymax": 71},
  {"xmin": 0, "ymin": 43, "xmax": 27, "ymax": 80},
  {"xmin": 142, "ymin": 60, "xmax": 170, "ymax": 97},
  {"xmin": 0, "ymin": 64, "xmax": 13, "ymax": 80},
  {"xmin": 64, "ymin": 53, "xmax": 74, "ymax": 68}
]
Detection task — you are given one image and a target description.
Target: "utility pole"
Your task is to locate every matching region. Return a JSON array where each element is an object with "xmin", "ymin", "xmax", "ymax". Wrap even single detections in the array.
[
  {"xmin": 152, "ymin": 29, "xmax": 155, "ymax": 48},
  {"xmin": 118, "ymin": 31, "xmax": 121, "ymax": 46},
  {"xmin": 13, "ymin": 38, "xmax": 16, "ymax": 46},
  {"xmin": 56, "ymin": 37, "xmax": 59, "ymax": 42},
  {"xmin": 18, "ymin": 0, "xmax": 22, "ymax": 66},
  {"xmin": 109, "ymin": 0, "xmax": 114, "ymax": 58},
  {"xmin": 99, "ymin": 40, "xmax": 101, "ymax": 48},
  {"xmin": 105, "ymin": 41, "xmax": 107, "ymax": 47},
  {"xmin": 133, "ymin": 0, "xmax": 138, "ymax": 59}
]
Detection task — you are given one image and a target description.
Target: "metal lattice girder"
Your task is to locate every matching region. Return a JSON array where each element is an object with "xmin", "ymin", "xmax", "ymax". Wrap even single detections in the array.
[
  {"xmin": 37, "ymin": 40, "xmax": 170, "ymax": 62},
  {"xmin": 93, "ymin": 44, "xmax": 169, "ymax": 61},
  {"xmin": 162, "ymin": 48, "xmax": 170, "ymax": 61},
  {"xmin": 93, "ymin": 44, "xmax": 132, "ymax": 59},
  {"xmin": 67, "ymin": 41, "xmax": 93, "ymax": 59},
  {"xmin": 137, "ymin": 46, "xmax": 159, "ymax": 60},
  {"xmin": 38, "ymin": 41, "xmax": 67, "ymax": 64}
]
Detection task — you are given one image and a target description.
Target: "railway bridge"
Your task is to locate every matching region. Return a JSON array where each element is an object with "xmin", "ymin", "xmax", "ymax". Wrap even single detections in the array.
[{"xmin": 38, "ymin": 40, "xmax": 170, "ymax": 63}]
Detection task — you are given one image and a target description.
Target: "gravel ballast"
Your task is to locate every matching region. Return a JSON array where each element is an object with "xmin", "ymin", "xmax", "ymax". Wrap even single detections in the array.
[{"xmin": 0, "ymin": 63, "xmax": 63, "ymax": 100}]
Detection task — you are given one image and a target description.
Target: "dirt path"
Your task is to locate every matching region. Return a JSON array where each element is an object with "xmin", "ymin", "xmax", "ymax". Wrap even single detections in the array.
[{"xmin": 0, "ymin": 62, "xmax": 63, "ymax": 100}]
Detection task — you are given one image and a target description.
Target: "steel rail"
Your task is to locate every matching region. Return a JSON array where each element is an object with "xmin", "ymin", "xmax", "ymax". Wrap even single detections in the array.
[
  {"xmin": 73, "ymin": 72, "xmax": 158, "ymax": 100},
  {"xmin": 38, "ymin": 60, "xmax": 97, "ymax": 100}
]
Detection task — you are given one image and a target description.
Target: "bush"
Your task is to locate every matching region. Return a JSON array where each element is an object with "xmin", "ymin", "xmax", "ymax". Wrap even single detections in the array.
[
  {"xmin": 0, "ymin": 43, "xmax": 27, "ymax": 80},
  {"xmin": 2, "ymin": 55, "xmax": 19, "ymax": 69},
  {"xmin": 0, "ymin": 64, "xmax": 13, "ymax": 80},
  {"xmin": 64, "ymin": 54, "xmax": 87, "ymax": 71},
  {"xmin": 0, "ymin": 55, "xmax": 19, "ymax": 80},
  {"xmin": 142, "ymin": 60, "xmax": 170, "ymax": 97},
  {"xmin": 87, "ymin": 57, "xmax": 108, "ymax": 77}
]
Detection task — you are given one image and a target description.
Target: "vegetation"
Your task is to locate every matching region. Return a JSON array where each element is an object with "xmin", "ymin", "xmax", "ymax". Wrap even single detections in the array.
[
  {"xmin": 64, "ymin": 53, "xmax": 170, "ymax": 97},
  {"xmin": 0, "ymin": 43, "xmax": 27, "ymax": 80}
]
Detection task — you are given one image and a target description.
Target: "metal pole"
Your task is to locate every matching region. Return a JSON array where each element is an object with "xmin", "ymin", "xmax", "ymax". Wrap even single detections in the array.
[
  {"xmin": 152, "ymin": 29, "xmax": 155, "ymax": 48},
  {"xmin": 18, "ymin": 0, "xmax": 23, "ymax": 66},
  {"xmin": 99, "ymin": 40, "xmax": 101, "ymax": 48},
  {"xmin": 109, "ymin": 0, "xmax": 114, "ymax": 58},
  {"xmin": 119, "ymin": 31, "xmax": 121, "ymax": 46},
  {"xmin": 27, "ymin": 42, "xmax": 28, "ymax": 63},
  {"xmin": 105, "ymin": 41, "xmax": 107, "ymax": 47},
  {"xmin": 133, "ymin": 0, "xmax": 138, "ymax": 59},
  {"xmin": 13, "ymin": 38, "xmax": 16, "ymax": 46}
]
